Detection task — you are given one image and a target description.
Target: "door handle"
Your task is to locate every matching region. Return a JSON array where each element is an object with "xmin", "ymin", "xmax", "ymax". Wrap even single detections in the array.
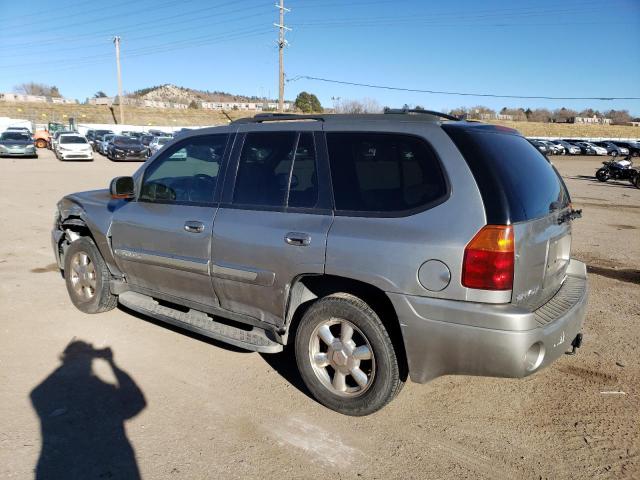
[
  {"xmin": 285, "ymin": 232, "xmax": 311, "ymax": 246},
  {"xmin": 184, "ymin": 221, "xmax": 205, "ymax": 233}
]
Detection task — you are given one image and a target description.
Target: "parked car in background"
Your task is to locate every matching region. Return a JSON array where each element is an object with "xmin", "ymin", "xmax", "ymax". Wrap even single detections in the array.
[
  {"xmin": 574, "ymin": 142, "xmax": 606, "ymax": 155},
  {"xmin": 5, "ymin": 126, "xmax": 32, "ymax": 135},
  {"xmin": 540, "ymin": 140, "xmax": 561, "ymax": 155},
  {"xmin": 529, "ymin": 139, "xmax": 548, "ymax": 154},
  {"xmin": 148, "ymin": 136, "xmax": 173, "ymax": 156},
  {"xmin": 554, "ymin": 140, "xmax": 581, "ymax": 155},
  {"xmin": 594, "ymin": 141, "xmax": 628, "ymax": 157},
  {"xmin": 85, "ymin": 130, "xmax": 96, "ymax": 149},
  {"xmin": 612, "ymin": 141, "xmax": 640, "ymax": 157},
  {"xmin": 106, "ymin": 135, "xmax": 148, "ymax": 161},
  {"xmin": 55, "ymin": 134, "xmax": 93, "ymax": 161},
  {"xmin": 52, "ymin": 111, "xmax": 587, "ymax": 415},
  {"xmin": 92, "ymin": 130, "xmax": 115, "ymax": 151},
  {"xmin": 0, "ymin": 131, "xmax": 37, "ymax": 157},
  {"xmin": 50, "ymin": 130, "xmax": 75, "ymax": 152},
  {"xmin": 97, "ymin": 134, "xmax": 116, "ymax": 155},
  {"xmin": 140, "ymin": 134, "xmax": 154, "ymax": 147}
]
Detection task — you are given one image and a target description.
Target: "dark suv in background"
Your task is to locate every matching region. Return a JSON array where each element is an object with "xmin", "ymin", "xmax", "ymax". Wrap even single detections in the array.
[{"xmin": 52, "ymin": 111, "xmax": 587, "ymax": 415}]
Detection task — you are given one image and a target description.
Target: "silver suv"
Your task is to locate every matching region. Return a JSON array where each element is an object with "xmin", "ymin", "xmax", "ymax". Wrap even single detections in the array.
[{"xmin": 52, "ymin": 111, "xmax": 588, "ymax": 415}]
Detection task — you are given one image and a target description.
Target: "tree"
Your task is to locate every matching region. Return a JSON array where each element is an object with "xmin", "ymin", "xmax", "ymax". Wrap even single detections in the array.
[
  {"xmin": 14, "ymin": 82, "xmax": 62, "ymax": 97},
  {"xmin": 335, "ymin": 98, "xmax": 381, "ymax": 114},
  {"xmin": 527, "ymin": 108, "xmax": 552, "ymax": 123},
  {"xmin": 552, "ymin": 107, "xmax": 577, "ymax": 123},
  {"xmin": 604, "ymin": 109, "xmax": 631, "ymax": 125},
  {"xmin": 94, "ymin": 91, "xmax": 108, "ymax": 98},
  {"xmin": 188, "ymin": 100, "xmax": 200, "ymax": 109},
  {"xmin": 449, "ymin": 107, "xmax": 469, "ymax": 118},
  {"xmin": 294, "ymin": 91, "xmax": 323, "ymax": 113}
]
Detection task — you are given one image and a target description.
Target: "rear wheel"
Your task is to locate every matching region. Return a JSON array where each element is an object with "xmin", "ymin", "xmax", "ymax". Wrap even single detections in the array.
[
  {"xmin": 596, "ymin": 168, "xmax": 609, "ymax": 182},
  {"xmin": 295, "ymin": 293, "xmax": 404, "ymax": 416},
  {"xmin": 64, "ymin": 237, "xmax": 117, "ymax": 314}
]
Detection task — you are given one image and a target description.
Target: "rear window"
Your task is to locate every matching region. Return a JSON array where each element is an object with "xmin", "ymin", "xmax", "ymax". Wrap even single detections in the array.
[
  {"xmin": 443, "ymin": 125, "xmax": 569, "ymax": 223},
  {"xmin": 326, "ymin": 133, "xmax": 447, "ymax": 214}
]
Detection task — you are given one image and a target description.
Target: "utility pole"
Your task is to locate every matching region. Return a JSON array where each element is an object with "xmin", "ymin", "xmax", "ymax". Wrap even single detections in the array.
[
  {"xmin": 113, "ymin": 36, "xmax": 124, "ymax": 124},
  {"xmin": 274, "ymin": 1, "xmax": 290, "ymax": 112}
]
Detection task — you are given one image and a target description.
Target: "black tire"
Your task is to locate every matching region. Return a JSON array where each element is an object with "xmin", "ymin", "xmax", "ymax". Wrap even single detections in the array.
[
  {"xmin": 596, "ymin": 168, "xmax": 609, "ymax": 182},
  {"xmin": 64, "ymin": 237, "xmax": 117, "ymax": 314},
  {"xmin": 633, "ymin": 151, "xmax": 639, "ymax": 158},
  {"xmin": 633, "ymin": 172, "xmax": 640, "ymax": 189},
  {"xmin": 295, "ymin": 293, "xmax": 404, "ymax": 416}
]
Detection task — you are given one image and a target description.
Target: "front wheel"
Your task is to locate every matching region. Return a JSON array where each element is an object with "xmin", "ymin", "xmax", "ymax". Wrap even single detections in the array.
[
  {"xmin": 295, "ymin": 293, "xmax": 404, "ymax": 416},
  {"xmin": 596, "ymin": 168, "xmax": 609, "ymax": 182},
  {"xmin": 64, "ymin": 237, "xmax": 117, "ymax": 314},
  {"xmin": 633, "ymin": 172, "xmax": 640, "ymax": 189}
]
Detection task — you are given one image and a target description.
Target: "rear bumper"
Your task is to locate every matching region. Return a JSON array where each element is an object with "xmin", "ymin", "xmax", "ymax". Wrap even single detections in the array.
[{"xmin": 389, "ymin": 259, "xmax": 588, "ymax": 383}]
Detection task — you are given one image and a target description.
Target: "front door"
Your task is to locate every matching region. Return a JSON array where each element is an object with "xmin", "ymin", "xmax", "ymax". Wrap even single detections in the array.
[
  {"xmin": 111, "ymin": 133, "xmax": 230, "ymax": 307},
  {"xmin": 211, "ymin": 128, "xmax": 333, "ymax": 326}
]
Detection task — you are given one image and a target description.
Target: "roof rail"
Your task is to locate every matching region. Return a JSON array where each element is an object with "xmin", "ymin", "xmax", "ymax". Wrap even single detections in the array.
[
  {"xmin": 383, "ymin": 107, "xmax": 461, "ymax": 121},
  {"xmin": 231, "ymin": 113, "xmax": 325, "ymax": 124}
]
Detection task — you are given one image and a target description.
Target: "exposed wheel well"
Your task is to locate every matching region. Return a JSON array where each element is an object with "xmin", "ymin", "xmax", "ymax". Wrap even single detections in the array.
[
  {"xmin": 285, "ymin": 274, "xmax": 408, "ymax": 380},
  {"xmin": 57, "ymin": 217, "xmax": 95, "ymax": 268}
]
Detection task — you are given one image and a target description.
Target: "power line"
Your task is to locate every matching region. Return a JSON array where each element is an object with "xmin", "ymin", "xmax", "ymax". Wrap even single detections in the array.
[{"xmin": 287, "ymin": 76, "xmax": 640, "ymax": 101}]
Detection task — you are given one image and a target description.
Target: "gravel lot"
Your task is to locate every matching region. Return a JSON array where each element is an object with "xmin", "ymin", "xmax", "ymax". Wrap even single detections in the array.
[{"xmin": 1, "ymin": 149, "xmax": 638, "ymax": 479}]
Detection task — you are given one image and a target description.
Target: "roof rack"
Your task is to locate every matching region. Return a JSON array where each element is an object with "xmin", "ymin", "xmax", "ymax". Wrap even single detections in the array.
[
  {"xmin": 383, "ymin": 107, "xmax": 461, "ymax": 121},
  {"xmin": 231, "ymin": 109, "xmax": 462, "ymax": 125},
  {"xmin": 231, "ymin": 113, "xmax": 325, "ymax": 124}
]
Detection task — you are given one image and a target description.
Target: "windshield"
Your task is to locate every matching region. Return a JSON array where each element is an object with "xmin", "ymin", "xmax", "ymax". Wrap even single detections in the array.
[
  {"xmin": 96, "ymin": 130, "xmax": 113, "ymax": 135},
  {"xmin": 60, "ymin": 136, "xmax": 87, "ymax": 144},
  {"xmin": 1, "ymin": 132, "xmax": 30, "ymax": 141},
  {"xmin": 157, "ymin": 137, "xmax": 171, "ymax": 144},
  {"xmin": 114, "ymin": 136, "xmax": 141, "ymax": 145}
]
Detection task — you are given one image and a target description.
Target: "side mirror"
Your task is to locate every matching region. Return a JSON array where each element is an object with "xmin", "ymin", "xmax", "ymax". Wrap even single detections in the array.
[{"xmin": 110, "ymin": 176, "xmax": 135, "ymax": 199}]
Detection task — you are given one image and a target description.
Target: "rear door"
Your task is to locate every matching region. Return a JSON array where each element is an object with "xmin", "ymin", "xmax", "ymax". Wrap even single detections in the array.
[
  {"xmin": 444, "ymin": 125, "xmax": 572, "ymax": 310},
  {"xmin": 110, "ymin": 133, "xmax": 230, "ymax": 307},
  {"xmin": 210, "ymin": 124, "xmax": 333, "ymax": 327}
]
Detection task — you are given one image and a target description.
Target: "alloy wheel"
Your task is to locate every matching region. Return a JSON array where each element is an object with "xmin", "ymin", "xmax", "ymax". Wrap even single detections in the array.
[{"xmin": 309, "ymin": 318, "xmax": 376, "ymax": 397}]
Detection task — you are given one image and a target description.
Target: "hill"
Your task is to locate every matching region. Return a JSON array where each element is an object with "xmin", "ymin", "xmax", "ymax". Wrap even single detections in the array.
[
  {"xmin": 1, "ymin": 100, "xmax": 639, "ymax": 138},
  {"xmin": 129, "ymin": 84, "xmax": 278, "ymax": 105}
]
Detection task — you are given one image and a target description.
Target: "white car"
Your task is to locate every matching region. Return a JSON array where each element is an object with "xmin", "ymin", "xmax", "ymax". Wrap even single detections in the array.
[
  {"xmin": 148, "ymin": 136, "xmax": 173, "ymax": 156},
  {"xmin": 584, "ymin": 142, "xmax": 608, "ymax": 156},
  {"xmin": 55, "ymin": 134, "xmax": 94, "ymax": 161}
]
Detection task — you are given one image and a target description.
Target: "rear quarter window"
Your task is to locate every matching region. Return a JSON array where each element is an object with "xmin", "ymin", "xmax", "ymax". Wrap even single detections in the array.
[
  {"xmin": 443, "ymin": 126, "xmax": 569, "ymax": 223},
  {"xmin": 326, "ymin": 132, "xmax": 447, "ymax": 215}
]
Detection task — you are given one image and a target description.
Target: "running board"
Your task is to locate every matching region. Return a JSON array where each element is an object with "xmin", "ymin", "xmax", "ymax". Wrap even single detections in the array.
[{"xmin": 118, "ymin": 291, "xmax": 283, "ymax": 353}]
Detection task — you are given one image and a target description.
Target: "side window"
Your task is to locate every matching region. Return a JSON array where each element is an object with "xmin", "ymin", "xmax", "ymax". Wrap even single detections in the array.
[
  {"xmin": 233, "ymin": 132, "xmax": 318, "ymax": 209},
  {"xmin": 326, "ymin": 133, "xmax": 447, "ymax": 213},
  {"xmin": 139, "ymin": 134, "xmax": 227, "ymax": 205}
]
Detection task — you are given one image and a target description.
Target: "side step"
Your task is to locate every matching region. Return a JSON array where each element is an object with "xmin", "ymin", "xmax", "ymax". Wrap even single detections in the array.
[{"xmin": 118, "ymin": 292, "xmax": 283, "ymax": 353}]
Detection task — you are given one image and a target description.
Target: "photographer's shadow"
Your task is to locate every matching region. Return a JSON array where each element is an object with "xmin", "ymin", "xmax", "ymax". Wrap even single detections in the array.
[{"xmin": 30, "ymin": 341, "xmax": 146, "ymax": 480}]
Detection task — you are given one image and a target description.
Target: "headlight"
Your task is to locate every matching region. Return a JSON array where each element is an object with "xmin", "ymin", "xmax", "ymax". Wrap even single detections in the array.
[{"xmin": 0, "ymin": 145, "xmax": 7, "ymax": 151}]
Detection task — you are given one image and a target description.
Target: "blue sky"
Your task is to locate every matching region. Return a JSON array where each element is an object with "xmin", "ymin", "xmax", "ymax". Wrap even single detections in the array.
[{"xmin": 1, "ymin": 0, "xmax": 639, "ymax": 115}]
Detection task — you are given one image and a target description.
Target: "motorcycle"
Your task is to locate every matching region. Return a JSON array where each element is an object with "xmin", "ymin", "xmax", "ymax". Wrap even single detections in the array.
[{"xmin": 595, "ymin": 157, "xmax": 640, "ymax": 188}]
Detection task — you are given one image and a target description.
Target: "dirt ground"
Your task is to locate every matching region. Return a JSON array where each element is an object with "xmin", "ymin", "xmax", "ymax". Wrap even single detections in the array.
[{"xmin": 0, "ymin": 149, "xmax": 638, "ymax": 479}]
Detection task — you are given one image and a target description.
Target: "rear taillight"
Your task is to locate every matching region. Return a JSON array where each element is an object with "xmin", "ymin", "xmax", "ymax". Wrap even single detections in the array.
[{"xmin": 462, "ymin": 225, "xmax": 514, "ymax": 290}]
